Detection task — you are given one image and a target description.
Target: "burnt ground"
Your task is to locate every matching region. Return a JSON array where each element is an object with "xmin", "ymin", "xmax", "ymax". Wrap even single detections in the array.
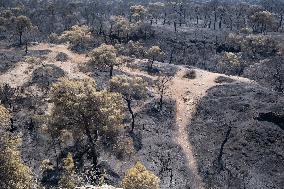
[{"xmin": 188, "ymin": 83, "xmax": 284, "ymax": 189}]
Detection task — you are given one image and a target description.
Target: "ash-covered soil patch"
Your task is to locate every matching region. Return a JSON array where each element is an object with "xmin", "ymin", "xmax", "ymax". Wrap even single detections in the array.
[
  {"xmin": 0, "ymin": 50, "xmax": 24, "ymax": 74},
  {"xmin": 188, "ymin": 83, "xmax": 284, "ymax": 189}
]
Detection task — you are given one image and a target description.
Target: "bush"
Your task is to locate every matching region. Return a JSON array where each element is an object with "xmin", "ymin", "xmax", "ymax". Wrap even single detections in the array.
[
  {"xmin": 122, "ymin": 162, "xmax": 160, "ymax": 189},
  {"xmin": 60, "ymin": 25, "xmax": 92, "ymax": 51},
  {"xmin": 0, "ymin": 135, "xmax": 34, "ymax": 189},
  {"xmin": 183, "ymin": 69, "xmax": 197, "ymax": 79},
  {"xmin": 49, "ymin": 33, "xmax": 59, "ymax": 43},
  {"xmin": 240, "ymin": 27, "xmax": 253, "ymax": 34},
  {"xmin": 241, "ymin": 35, "xmax": 278, "ymax": 58},
  {"xmin": 59, "ymin": 153, "xmax": 77, "ymax": 189},
  {"xmin": 218, "ymin": 52, "xmax": 242, "ymax": 75}
]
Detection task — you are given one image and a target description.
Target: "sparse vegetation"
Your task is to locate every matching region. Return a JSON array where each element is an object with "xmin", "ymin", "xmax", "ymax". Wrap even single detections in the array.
[{"xmin": 0, "ymin": 0, "xmax": 283, "ymax": 188}]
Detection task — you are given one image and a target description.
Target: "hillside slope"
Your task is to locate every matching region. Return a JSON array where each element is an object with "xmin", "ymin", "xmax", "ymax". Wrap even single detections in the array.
[{"xmin": 0, "ymin": 42, "xmax": 283, "ymax": 188}]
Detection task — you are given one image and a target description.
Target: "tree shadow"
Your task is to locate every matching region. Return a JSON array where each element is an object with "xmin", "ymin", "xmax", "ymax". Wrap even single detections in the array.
[
  {"xmin": 0, "ymin": 50, "xmax": 24, "ymax": 74},
  {"xmin": 27, "ymin": 49, "xmax": 52, "ymax": 56},
  {"xmin": 129, "ymin": 60, "xmax": 179, "ymax": 77},
  {"xmin": 28, "ymin": 64, "xmax": 65, "ymax": 89},
  {"xmin": 188, "ymin": 82, "xmax": 284, "ymax": 188}
]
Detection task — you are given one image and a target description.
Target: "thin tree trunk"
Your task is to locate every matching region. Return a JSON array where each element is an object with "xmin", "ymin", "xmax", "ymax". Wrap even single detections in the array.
[
  {"xmin": 110, "ymin": 65, "xmax": 113, "ymax": 78},
  {"xmin": 84, "ymin": 124, "xmax": 98, "ymax": 168},
  {"xmin": 163, "ymin": 13, "xmax": 167, "ymax": 25},
  {"xmin": 169, "ymin": 48, "xmax": 174, "ymax": 64},
  {"xmin": 19, "ymin": 31, "xmax": 22, "ymax": 45},
  {"xmin": 278, "ymin": 14, "xmax": 283, "ymax": 31},
  {"xmin": 25, "ymin": 42, "xmax": 28, "ymax": 55},
  {"xmin": 159, "ymin": 93, "xmax": 163, "ymax": 111},
  {"xmin": 126, "ymin": 99, "xmax": 135, "ymax": 132}
]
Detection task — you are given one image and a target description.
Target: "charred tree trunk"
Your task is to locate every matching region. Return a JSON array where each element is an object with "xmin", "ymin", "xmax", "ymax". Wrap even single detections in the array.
[
  {"xmin": 278, "ymin": 14, "xmax": 283, "ymax": 31},
  {"xmin": 169, "ymin": 48, "xmax": 174, "ymax": 64},
  {"xmin": 109, "ymin": 65, "xmax": 114, "ymax": 78},
  {"xmin": 159, "ymin": 93, "xmax": 164, "ymax": 111},
  {"xmin": 19, "ymin": 31, "xmax": 23, "ymax": 45},
  {"xmin": 126, "ymin": 99, "xmax": 135, "ymax": 132},
  {"xmin": 163, "ymin": 13, "xmax": 167, "ymax": 25},
  {"xmin": 196, "ymin": 15, "xmax": 199, "ymax": 25},
  {"xmin": 25, "ymin": 42, "xmax": 28, "ymax": 55},
  {"xmin": 84, "ymin": 124, "xmax": 98, "ymax": 169}
]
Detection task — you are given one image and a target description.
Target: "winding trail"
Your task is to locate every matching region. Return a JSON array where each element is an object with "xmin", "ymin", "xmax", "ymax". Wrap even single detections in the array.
[{"xmin": 168, "ymin": 68, "xmax": 218, "ymax": 188}]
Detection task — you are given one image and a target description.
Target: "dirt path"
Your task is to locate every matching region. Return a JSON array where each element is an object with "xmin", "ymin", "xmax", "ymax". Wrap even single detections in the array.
[
  {"xmin": 168, "ymin": 67, "xmax": 253, "ymax": 188},
  {"xmin": 168, "ymin": 68, "xmax": 219, "ymax": 189}
]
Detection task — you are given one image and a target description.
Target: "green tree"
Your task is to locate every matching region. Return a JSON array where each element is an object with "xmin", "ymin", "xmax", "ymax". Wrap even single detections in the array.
[
  {"xmin": 241, "ymin": 35, "xmax": 278, "ymax": 57},
  {"xmin": 49, "ymin": 78, "xmax": 124, "ymax": 168},
  {"xmin": 147, "ymin": 46, "xmax": 164, "ymax": 70},
  {"xmin": 122, "ymin": 161, "xmax": 160, "ymax": 189},
  {"xmin": 115, "ymin": 41, "xmax": 145, "ymax": 58},
  {"xmin": 13, "ymin": 15, "xmax": 32, "ymax": 45},
  {"xmin": 0, "ymin": 104, "xmax": 11, "ymax": 130},
  {"xmin": 0, "ymin": 137, "xmax": 34, "ymax": 189},
  {"xmin": 0, "ymin": 105, "xmax": 34, "ymax": 189},
  {"xmin": 128, "ymin": 41, "xmax": 146, "ymax": 58},
  {"xmin": 219, "ymin": 52, "xmax": 242, "ymax": 75},
  {"xmin": 59, "ymin": 153, "xmax": 77, "ymax": 189},
  {"xmin": 60, "ymin": 25, "xmax": 92, "ymax": 50},
  {"xmin": 110, "ymin": 75, "xmax": 147, "ymax": 132},
  {"xmin": 89, "ymin": 44, "xmax": 123, "ymax": 78},
  {"xmin": 250, "ymin": 11, "xmax": 275, "ymax": 34},
  {"xmin": 111, "ymin": 16, "xmax": 131, "ymax": 40},
  {"xmin": 130, "ymin": 5, "xmax": 147, "ymax": 22}
]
